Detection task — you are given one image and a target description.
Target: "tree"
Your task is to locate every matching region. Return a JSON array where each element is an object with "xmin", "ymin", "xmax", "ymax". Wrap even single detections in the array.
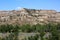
[{"xmin": 48, "ymin": 23, "xmax": 59, "ymax": 40}]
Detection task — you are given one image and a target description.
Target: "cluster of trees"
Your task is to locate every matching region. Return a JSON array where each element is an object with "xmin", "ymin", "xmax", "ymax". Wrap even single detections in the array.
[
  {"xmin": 22, "ymin": 23, "xmax": 60, "ymax": 40},
  {"xmin": 0, "ymin": 24, "xmax": 20, "ymax": 33},
  {"xmin": 0, "ymin": 24, "xmax": 50, "ymax": 33},
  {"xmin": 0, "ymin": 24, "xmax": 20, "ymax": 40},
  {"xmin": 0, "ymin": 23, "xmax": 60, "ymax": 40}
]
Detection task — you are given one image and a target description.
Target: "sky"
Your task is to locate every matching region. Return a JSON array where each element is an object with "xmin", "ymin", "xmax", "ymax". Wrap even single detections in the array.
[{"xmin": 0, "ymin": 0, "xmax": 60, "ymax": 12}]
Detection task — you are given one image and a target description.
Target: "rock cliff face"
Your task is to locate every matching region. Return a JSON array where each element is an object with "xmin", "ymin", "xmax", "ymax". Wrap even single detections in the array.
[{"xmin": 0, "ymin": 8, "xmax": 60, "ymax": 25}]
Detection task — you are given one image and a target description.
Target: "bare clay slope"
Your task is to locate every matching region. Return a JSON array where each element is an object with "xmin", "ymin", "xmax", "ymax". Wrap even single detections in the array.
[{"xmin": 0, "ymin": 8, "xmax": 60, "ymax": 25}]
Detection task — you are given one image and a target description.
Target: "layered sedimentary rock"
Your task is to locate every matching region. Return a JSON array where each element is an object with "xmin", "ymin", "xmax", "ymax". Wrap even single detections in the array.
[{"xmin": 0, "ymin": 8, "xmax": 60, "ymax": 25}]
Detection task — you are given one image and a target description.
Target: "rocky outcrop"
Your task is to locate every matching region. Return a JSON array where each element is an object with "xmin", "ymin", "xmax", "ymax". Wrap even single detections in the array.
[{"xmin": 0, "ymin": 8, "xmax": 60, "ymax": 25}]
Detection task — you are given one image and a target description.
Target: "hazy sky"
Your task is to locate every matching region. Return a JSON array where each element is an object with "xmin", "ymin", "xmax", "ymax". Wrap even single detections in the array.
[{"xmin": 0, "ymin": 0, "xmax": 60, "ymax": 11}]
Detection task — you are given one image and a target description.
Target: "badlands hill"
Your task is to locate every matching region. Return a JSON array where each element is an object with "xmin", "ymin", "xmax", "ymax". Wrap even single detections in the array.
[{"xmin": 0, "ymin": 8, "xmax": 60, "ymax": 25}]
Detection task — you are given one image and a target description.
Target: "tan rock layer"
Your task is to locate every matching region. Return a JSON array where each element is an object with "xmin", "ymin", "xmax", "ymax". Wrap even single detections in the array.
[{"xmin": 0, "ymin": 8, "xmax": 59, "ymax": 25}]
